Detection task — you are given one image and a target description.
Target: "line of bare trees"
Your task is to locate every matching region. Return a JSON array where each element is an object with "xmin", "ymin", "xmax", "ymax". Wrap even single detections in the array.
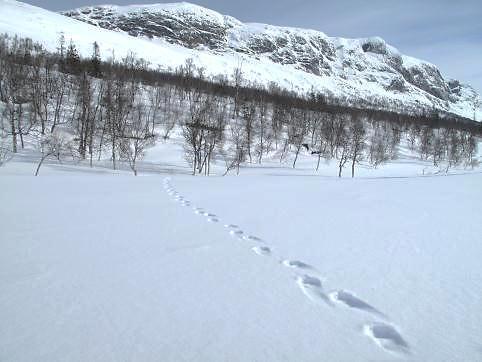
[
  {"xmin": 0, "ymin": 33, "xmax": 479, "ymax": 176},
  {"xmin": 0, "ymin": 34, "xmax": 158, "ymax": 175}
]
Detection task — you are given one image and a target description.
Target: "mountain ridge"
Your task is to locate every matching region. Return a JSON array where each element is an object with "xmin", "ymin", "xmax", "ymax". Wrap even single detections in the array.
[
  {"xmin": 61, "ymin": 2, "xmax": 480, "ymax": 121},
  {"xmin": 0, "ymin": 0, "xmax": 479, "ymax": 121}
]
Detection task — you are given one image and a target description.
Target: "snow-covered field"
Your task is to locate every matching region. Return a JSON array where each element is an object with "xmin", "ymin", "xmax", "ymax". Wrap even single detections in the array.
[{"xmin": 1, "ymin": 137, "xmax": 482, "ymax": 361}]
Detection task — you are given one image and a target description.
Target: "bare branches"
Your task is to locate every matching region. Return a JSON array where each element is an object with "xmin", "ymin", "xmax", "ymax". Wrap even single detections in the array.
[
  {"xmin": 0, "ymin": 33, "xmax": 479, "ymax": 178},
  {"xmin": 35, "ymin": 131, "xmax": 72, "ymax": 176}
]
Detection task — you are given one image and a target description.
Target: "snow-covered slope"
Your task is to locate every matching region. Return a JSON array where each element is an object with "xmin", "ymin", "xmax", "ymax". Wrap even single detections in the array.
[
  {"xmin": 1, "ymin": 135, "xmax": 482, "ymax": 361},
  {"xmin": 62, "ymin": 2, "xmax": 481, "ymax": 121},
  {"xmin": 0, "ymin": 0, "xmax": 480, "ymax": 121}
]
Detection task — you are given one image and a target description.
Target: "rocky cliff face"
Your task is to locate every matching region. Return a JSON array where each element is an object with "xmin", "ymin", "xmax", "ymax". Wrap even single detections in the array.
[{"xmin": 63, "ymin": 2, "xmax": 480, "ymax": 121}]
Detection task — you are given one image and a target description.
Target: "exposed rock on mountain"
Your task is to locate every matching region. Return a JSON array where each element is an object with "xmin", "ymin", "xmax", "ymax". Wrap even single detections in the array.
[
  {"xmin": 0, "ymin": 0, "xmax": 478, "ymax": 121},
  {"xmin": 62, "ymin": 3, "xmax": 480, "ymax": 121}
]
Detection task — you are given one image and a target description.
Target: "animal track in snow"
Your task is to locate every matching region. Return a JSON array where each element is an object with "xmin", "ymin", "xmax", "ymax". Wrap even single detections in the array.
[
  {"xmin": 162, "ymin": 177, "xmax": 407, "ymax": 355},
  {"xmin": 296, "ymin": 275, "xmax": 332, "ymax": 306},
  {"xmin": 243, "ymin": 235, "xmax": 263, "ymax": 242},
  {"xmin": 224, "ymin": 224, "xmax": 239, "ymax": 229},
  {"xmin": 229, "ymin": 229, "xmax": 244, "ymax": 238},
  {"xmin": 363, "ymin": 322, "xmax": 409, "ymax": 354},
  {"xmin": 282, "ymin": 260, "xmax": 314, "ymax": 270},
  {"xmin": 203, "ymin": 212, "xmax": 217, "ymax": 218},
  {"xmin": 252, "ymin": 246, "xmax": 271, "ymax": 256},
  {"xmin": 329, "ymin": 290, "xmax": 386, "ymax": 318}
]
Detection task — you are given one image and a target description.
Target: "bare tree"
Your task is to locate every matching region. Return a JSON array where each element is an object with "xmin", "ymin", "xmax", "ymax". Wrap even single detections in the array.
[
  {"xmin": 0, "ymin": 38, "xmax": 30, "ymax": 153},
  {"xmin": 35, "ymin": 131, "xmax": 72, "ymax": 176},
  {"xmin": 119, "ymin": 103, "xmax": 155, "ymax": 176},
  {"xmin": 232, "ymin": 60, "xmax": 244, "ymax": 119},
  {"xmin": 255, "ymin": 96, "xmax": 269, "ymax": 163},
  {"xmin": 289, "ymin": 109, "xmax": 308, "ymax": 168},
  {"xmin": 0, "ymin": 134, "xmax": 12, "ymax": 166},
  {"xmin": 348, "ymin": 119, "xmax": 366, "ymax": 177},
  {"xmin": 337, "ymin": 134, "xmax": 350, "ymax": 178},
  {"xmin": 241, "ymin": 101, "xmax": 255, "ymax": 163},
  {"xmin": 222, "ymin": 116, "xmax": 246, "ymax": 175}
]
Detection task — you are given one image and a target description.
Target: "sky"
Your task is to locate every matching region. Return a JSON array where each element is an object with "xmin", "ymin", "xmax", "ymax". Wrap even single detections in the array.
[{"xmin": 30, "ymin": 0, "xmax": 482, "ymax": 93}]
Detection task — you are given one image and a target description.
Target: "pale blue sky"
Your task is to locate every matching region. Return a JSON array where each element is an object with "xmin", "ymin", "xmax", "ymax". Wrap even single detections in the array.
[{"xmin": 29, "ymin": 0, "xmax": 482, "ymax": 93}]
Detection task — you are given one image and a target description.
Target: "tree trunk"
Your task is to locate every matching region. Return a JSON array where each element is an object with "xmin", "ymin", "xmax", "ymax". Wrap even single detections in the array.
[
  {"xmin": 9, "ymin": 110, "xmax": 17, "ymax": 153},
  {"xmin": 316, "ymin": 153, "xmax": 322, "ymax": 171},
  {"xmin": 192, "ymin": 152, "xmax": 197, "ymax": 176},
  {"xmin": 17, "ymin": 104, "xmax": 24, "ymax": 149},
  {"xmin": 111, "ymin": 135, "xmax": 116, "ymax": 170},
  {"xmin": 35, "ymin": 153, "xmax": 51, "ymax": 176},
  {"xmin": 293, "ymin": 143, "xmax": 301, "ymax": 168},
  {"xmin": 280, "ymin": 139, "xmax": 288, "ymax": 163},
  {"xmin": 338, "ymin": 153, "xmax": 347, "ymax": 178}
]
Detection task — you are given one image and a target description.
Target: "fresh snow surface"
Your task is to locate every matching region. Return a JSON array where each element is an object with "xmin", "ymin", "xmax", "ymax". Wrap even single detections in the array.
[{"xmin": 1, "ymin": 133, "xmax": 482, "ymax": 361}]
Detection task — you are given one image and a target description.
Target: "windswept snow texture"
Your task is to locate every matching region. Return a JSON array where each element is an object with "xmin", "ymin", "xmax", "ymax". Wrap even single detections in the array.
[
  {"xmin": 0, "ymin": 0, "xmax": 480, "ymax": 120},
  {"xmin": 1, "ymin": 135, "xmax": 482, "ymax": 361}
]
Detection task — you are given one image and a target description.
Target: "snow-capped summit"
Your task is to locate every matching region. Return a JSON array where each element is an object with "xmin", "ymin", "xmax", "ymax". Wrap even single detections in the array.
[
  {"xmin": 64, "ymin": 2, "xmax": 241, "ymax": 47},
  {"xmin": 62, "ymin": 2, "xmax": 481, "ymax": 121}
]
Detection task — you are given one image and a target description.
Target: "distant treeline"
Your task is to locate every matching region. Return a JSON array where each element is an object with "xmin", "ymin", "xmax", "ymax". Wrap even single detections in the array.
[{"xmin": 0, "ymin": 33, "xmax": 479, "ymax": 176}]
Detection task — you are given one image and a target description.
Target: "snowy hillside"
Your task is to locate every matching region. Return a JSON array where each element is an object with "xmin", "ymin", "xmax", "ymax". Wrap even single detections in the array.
[
  {"xmin": 0, "ymin": 0, "xmax": 480, "ymax": 121},
  {"xmin": 1, "ymin": 133, "xmax": 482, "ymax": 361},
  {"xmin": 61, "ymin": 2, "xmax": 480, "ymax": 121}
]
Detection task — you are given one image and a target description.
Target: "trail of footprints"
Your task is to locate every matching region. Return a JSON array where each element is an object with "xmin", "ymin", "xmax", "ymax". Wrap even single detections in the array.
[{"xmin": 162, "ymin": 177, "xmax": 410, "ymax": 356}]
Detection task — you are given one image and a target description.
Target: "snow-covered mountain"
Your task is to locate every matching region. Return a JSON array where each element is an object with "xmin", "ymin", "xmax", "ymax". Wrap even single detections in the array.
[
  {"xmin": 60, "ymin": 3, "xmax": 481, "ymax": 121},
  {"xmin": 0, "ymin": 0, "xmax": 480, "ymax": 121}
]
